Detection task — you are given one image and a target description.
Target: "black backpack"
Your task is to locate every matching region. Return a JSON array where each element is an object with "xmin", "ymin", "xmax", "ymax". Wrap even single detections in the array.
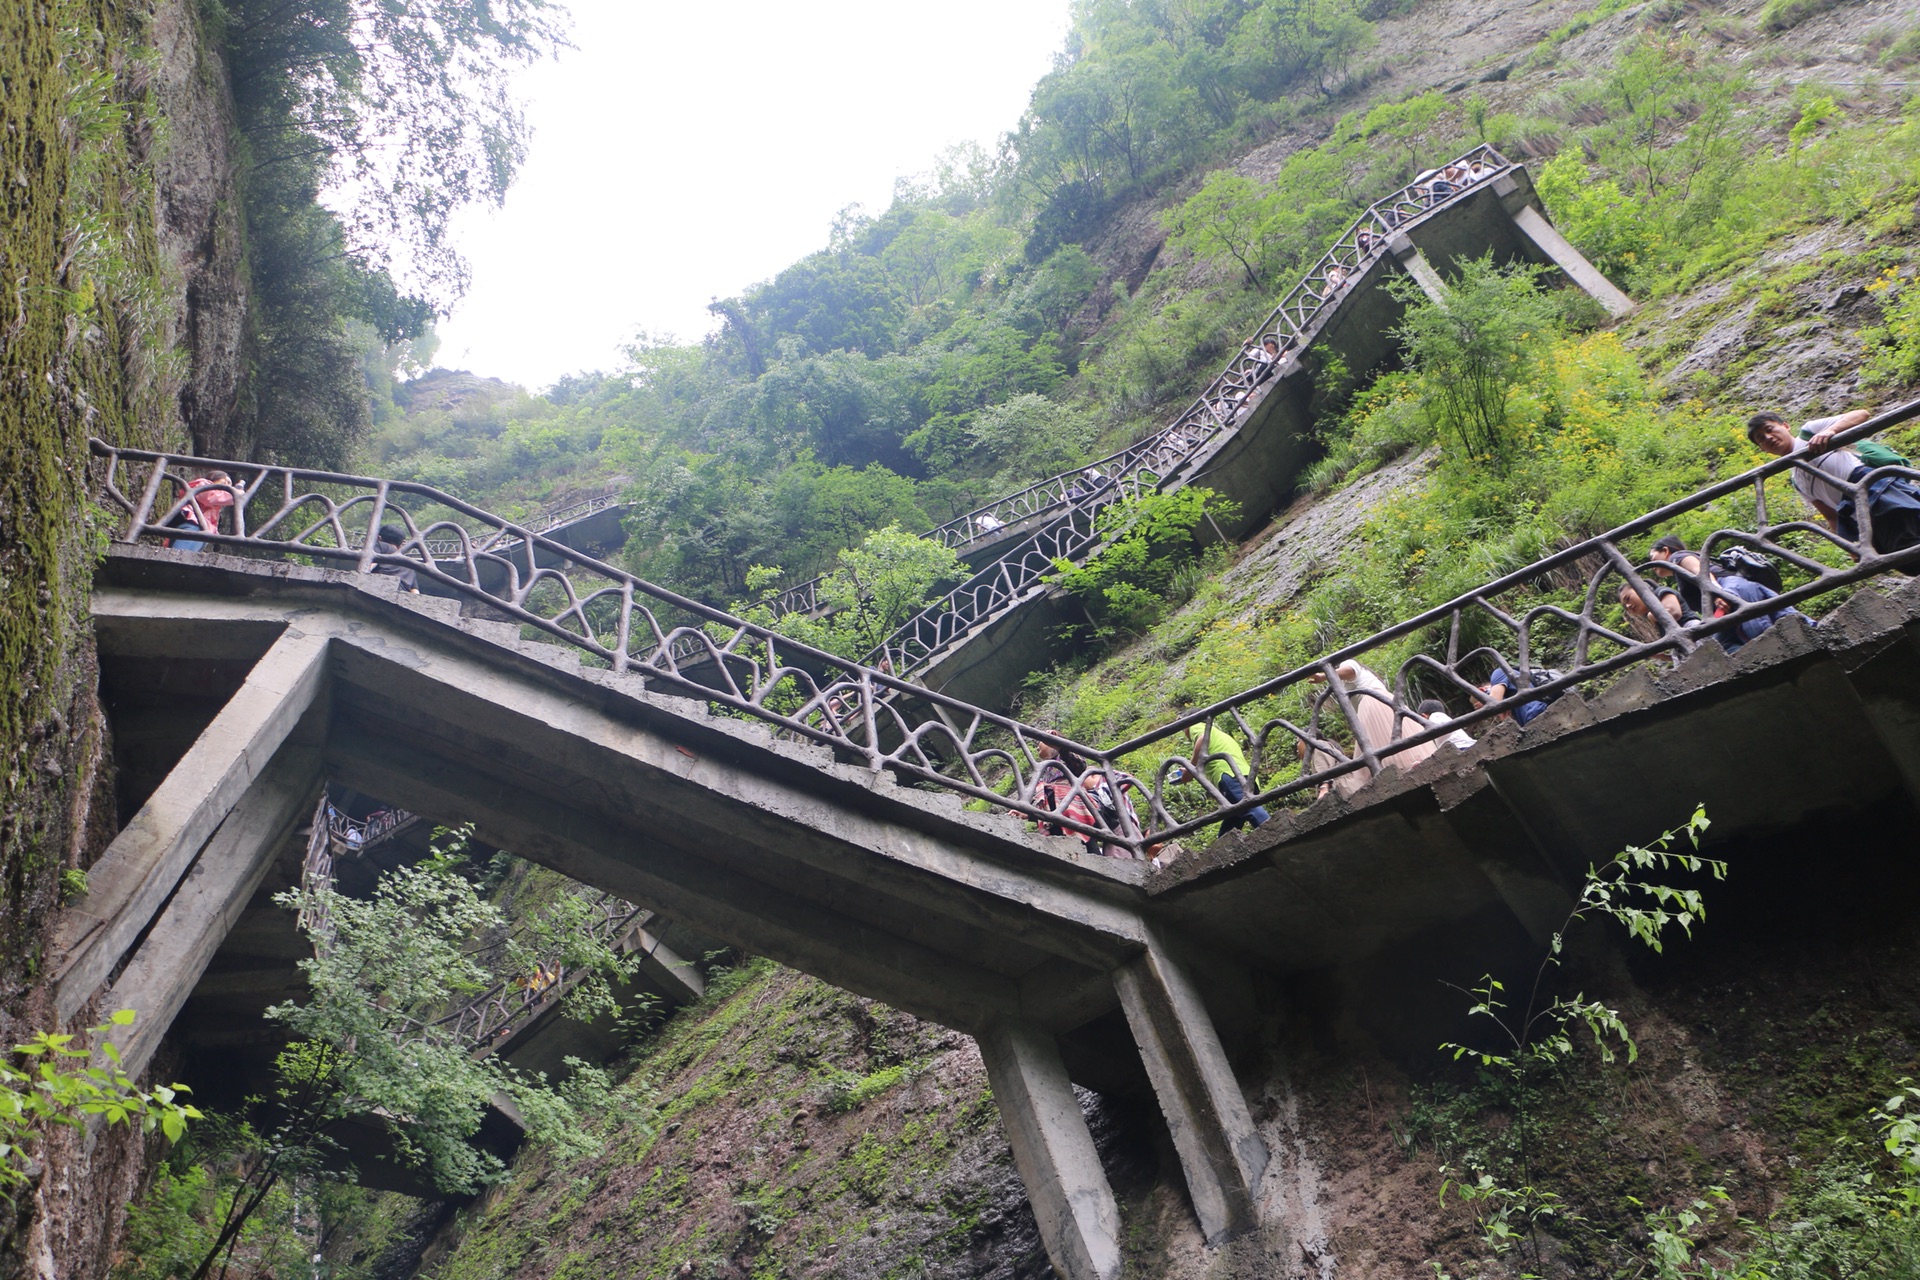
[
  {"xmin": 1527, "ymin": 668, "xmax": 1565, "ymax": 696},
  {"xmin": 1713, "ymin": 546, "xmax": 1783, "ymax": 593}
]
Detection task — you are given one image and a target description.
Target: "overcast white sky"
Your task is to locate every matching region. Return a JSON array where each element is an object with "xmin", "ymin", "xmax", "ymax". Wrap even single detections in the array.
[{"xmin": 429, "ymin": 0, "xmax": 1072, "ymax": 390}]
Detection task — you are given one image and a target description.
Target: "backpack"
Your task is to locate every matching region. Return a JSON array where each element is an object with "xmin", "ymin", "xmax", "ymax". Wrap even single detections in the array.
[
  {"xmin": 1524, "ymin": 668, "xmax": 1566, "ymax": 699},
  {"xmin": 1856, "ymin": 440, "xmax": 1909, "ymax": 470},
  {"xmin": 1712, "ymin": 546, "xmax": 1784, "ymax": 593}
]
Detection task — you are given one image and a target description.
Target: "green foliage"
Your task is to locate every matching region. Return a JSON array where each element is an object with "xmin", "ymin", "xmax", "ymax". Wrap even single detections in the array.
[
  {"xmin": 1758, "ymin": 0, "xmax": 1845, "ymax": 33},
  {"xmin": 1, "ymin": 1012, "xmax": 201, "ymax": 1195},
  {"xmin": 58, "ymin": 867, "xmax": 88, "ymax": 904},
  {"xmin": 765, "ymin": 525, "xmax": 964, "ymax": 657},
  {"xmin": 1437, "ymin": 807, "xmax": 1722, "ymax": 1275},
  {"xmin": 1863, "ymin": 267, "xmax": 1920, "ymax": 390},
  {"xmin": 1393, "ymin": 258, "xmax": 1562, "ymax": 468},
  {"xmin": 1050, "ymin": 487, "xmax": 1239, "ymax": 641},
  {"xmin": 968, "ymin": 391, "xmax": 1098, "ymax": 491}
]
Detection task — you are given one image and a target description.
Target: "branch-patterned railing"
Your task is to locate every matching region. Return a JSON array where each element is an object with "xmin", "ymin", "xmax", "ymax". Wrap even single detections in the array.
[
  {"xmin": 94, "ymin": 395, "xmax": 1920, "ymax": 857},
  {"xmin": 297, "ymin": 797, "xmax": 651, "ymax": 1055},
  {"xmin": 323, "ymin": 802, "xmax": 423, "ymax": 852},
  {"xmin": 754, "ymin": 148, "xmax": 1514, "ymax": 629},
  {"xmin": 420, "ymin": 489, "xmax": 624, "ymax": 558},
  {"xmin": 842, "ymin": 148, "xmax": 1517, "ymax": 675},
  {"xmin": 394, "ymin": 893, "xmax": 652, "ymax": 1056}
]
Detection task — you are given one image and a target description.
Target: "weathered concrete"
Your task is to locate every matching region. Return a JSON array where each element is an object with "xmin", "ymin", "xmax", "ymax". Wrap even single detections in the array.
[
  {"xmin": 55, "ymin": 625, "xmax": 330, "ymax": 1020},
  {"xmin": 910, "ymin": 167, "xmax": 1627, "ymax": 711},
  {"xmin": 81, "ymin": 550, "xmax": 1920, "ymax": 1276},
  {"xmin": 1114, "ymin": 931, "xmax": 1268, "ymax": 1242},
  {"xmin": 96, "ymin": 741, "xmax": 324, "ymax": 1076},
  {"xmin": 976, "ymin": 1020, "xmax": 1124, "ymax": 1280},
  {"xmin": 1506, "ymin": 199, "xmax": 1636, "ymax": 319}
]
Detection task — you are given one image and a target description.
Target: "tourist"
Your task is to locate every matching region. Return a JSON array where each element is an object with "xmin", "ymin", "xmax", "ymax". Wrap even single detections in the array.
[
  {"xmin": 1325, "ymin": 262, "xmax": 1349, "ymax": 293},
  {"xmin": 1033, "ymin": 741, "xmax": 1116, "ymax": 857},
  {"xmin": 1308, "ymin": 659, "xmax": 1431, "ymax": 769},
  {"xmin": 372, "ymin": 524, "xmax": 421, "ymax": 594},
  {"xmin": 1185, "ymin": 721, "xmax": 1269, "ymax": 831},
  {"xmin": 1415, "ymin": 698, "xmax": 1476, "ymax": 751},
  {"xmin": 1478, "ymin": 665, "xmax": 1557, "ymax": 727},
  {"xmin": 1356, "ymin": 228, "xmax": 1379, "ymax": 258},
  {"xmin": 1702, "ymin": 573, "xmax": 1806, "ymax": 655},
  {"xmin": 164, "ymin": 469, "xmax": 236, "ymax": 552},
  {"xmin": 976, "ymin": 512, "xmax": 1005, "ymax": 533},
  {"xmin": 1618, "ymin": 581, "xmax": 1688, "ymax": 627},
  {"xmin": 1647, "ymin": 535, "xmax": 1715, "ymax": 617},
  {"xmin": 1748, "ymin": 409, "xmax": 1920, "ymax": 565}
]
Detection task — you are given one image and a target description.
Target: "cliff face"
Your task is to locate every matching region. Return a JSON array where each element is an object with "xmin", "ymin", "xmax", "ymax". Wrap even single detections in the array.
[
  {"xmin": 146, "ymin": 0, "xmax": 249, "ymax": 457},
  {"xmin": 0, "ymin": 0, "xmax": 247, "ymax": 1273}
]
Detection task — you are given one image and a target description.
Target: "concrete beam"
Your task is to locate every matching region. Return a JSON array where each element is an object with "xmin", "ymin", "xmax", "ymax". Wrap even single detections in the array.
[
  {"xmin": 1389, "ymin": 235, "xmax": 1450, "ymax": 306},
  {"xmin": 627, "ymin": 917, "xmax": 705, "ymax": 1004},
  {"xmin": 975, "ymin": 1020, "xmax": 1123, "ymax": 1280},
  {"xmin": 55, "ymin": 626, "xmax": 329, "ymax": 1016},
  {"xmin": 1506, "ymin": 203, "xmax": 1635, "ymax": 319},
  {"xmin": 1113, "ymin": 931, "xmax": 1268, "ymax": 1242},
  {"xmin": 325, "ymin": 725, "xmax": 1028, "ymax": 1030},
  {"xmin": 91, "ymin": 744, "xmax": 324, "ymax": 1076}
]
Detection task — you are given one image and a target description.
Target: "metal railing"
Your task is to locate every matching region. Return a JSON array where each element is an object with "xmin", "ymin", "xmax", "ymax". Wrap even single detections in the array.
[
  {"xmin": 323, "ymin": 803, "xmax": 422, "ymax": 852},
  {"xmin": 858, "ymin": 147, "xmax": 1517, "ymax": 676},
  {"xmin": 297, "ymin": 797, "xmax": 650, "ymax": 1055},
  {"xmin": 420, "ymin": 489, "xmax": 624, "ymax": 558},
  {"xmin": 748, "ymin": 147, "xmax": 1516, "ymax": 630},
  {"xmin": 94, "ymin": 396, "xmax": 1920, "ymax": 858},
  {"xmin": 394, "ymin": 892, "xmax": 652, "ymax": 1055}
]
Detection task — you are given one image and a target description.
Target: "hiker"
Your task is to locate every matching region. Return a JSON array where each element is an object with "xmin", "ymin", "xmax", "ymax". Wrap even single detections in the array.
[
  {"xmin": 1357, "ymin": 228, "xmax": 1379, "ymax": 257},
  {"xmin": 1478, "ymin": 665, "xmax": 1557, "ymax": 727},
  {"xmin": 1416, "ymin": 698, "xmax": 1477, "ymax": 751},
  {"xmin": 1466, "ymin": 159, "xmax": 1491, "ymax": 183},
  {"xmin": 1185, "ymin": 721, "xmax": 1269, "ymax": 831},
  {"xmin": 1704, "ymin": 571, "xmax": 1807, "ymax": 655},
  {"xmin": 1033, "ymin": 741, "xmax": 1127, "ymax": 857},
  {"xmin": 164, "ymin": 469, "xmax": 236, "ymax": 552},
  {"xmin": 372, "ymin": 524, "xmax": 421, "ymax": 593},
  {"xmin": 976, "ymin": 512, "xmax": 1005, "ymax": 533},
  {"xmin": 1308, "ymin": 659, "xmax": 1433, "ymax": 770},
  {"xmin": 1245, "ymin": 335, "xmax": 1284, "ymax": 382},
  {"xmin": 1618, "ymin": 580, "xmax": 1688, "ymax": 624},
  {"xmin": 1325, "ymin": 262, "xmax": 1349, "ymax": 293},
  {"xmin": 1748, "ymin": 409, "xmax": 1920, "ymax": 565}
]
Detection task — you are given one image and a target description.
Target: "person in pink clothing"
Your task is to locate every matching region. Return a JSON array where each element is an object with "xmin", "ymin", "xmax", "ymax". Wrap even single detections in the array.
[{"xmin": 165, "ymin": 470, "xmax": 235, "ymax": 551}]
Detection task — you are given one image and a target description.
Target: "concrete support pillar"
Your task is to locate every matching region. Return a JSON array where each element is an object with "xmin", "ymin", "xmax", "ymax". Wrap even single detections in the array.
[
  {"xmin": 1114, "ymin": 932, "xmax": 1268, "ymax": 1242},
  {"xmin": 626, "ymin": 917, "xmax": 706, "ymax": 1003},
  {"xmin": 54, "ymin": 628, "xmax": 330, "ymax": 1019},
  {"xmin": 976, "ymin": 1020, "xmax": 1122, "ymax": 1280},
  {"xmin": 1506, "ymin": 203, "xmax": 1635, "ymax": 318},
  {"xmin": 95, "ymin": 744, "xmax": 325, "ymax": 1077},
  {"xmin": 1388, "ymin": 235, "xmax": 1450, "ymax": 306}
]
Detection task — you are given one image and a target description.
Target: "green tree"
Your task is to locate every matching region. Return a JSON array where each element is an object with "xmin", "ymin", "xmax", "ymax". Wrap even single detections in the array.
[
  {"xmin": 1051, "ymin": 487, "xmax": 1239, "ymax": 639},
  {"xmin": 968, "ymin": 392, "xmax": 1098, "ymax": 490},
  {"xmin": 177, "ymin": 839, "xmax": 630, "ymax": 1280},
  {"xmin": 1164, "ymin": 169, "xmax": 1285, "ymax": 288},
  {"xmin": 1393, "ymin": 258, "xmax": 1562, "ymax": 468},
  {"xmin": 819, "ymin": 526, "xmax": 964, "ymax": 654}
]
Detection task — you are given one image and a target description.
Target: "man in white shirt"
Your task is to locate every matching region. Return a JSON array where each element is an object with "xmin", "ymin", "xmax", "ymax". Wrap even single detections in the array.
[{"xmin": 1747, "ymin": 409, "xmax": 1920, "ymax": 563}]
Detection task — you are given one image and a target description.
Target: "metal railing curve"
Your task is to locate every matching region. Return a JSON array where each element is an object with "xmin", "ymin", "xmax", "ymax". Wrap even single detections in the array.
[{"xmin": 91, "ymin": 410, "xmax": 1920, "ymax": 859}]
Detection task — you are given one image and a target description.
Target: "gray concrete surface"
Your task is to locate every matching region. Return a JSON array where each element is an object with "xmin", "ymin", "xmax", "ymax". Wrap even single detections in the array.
[{"xmin": 72, "ymin": 546, "xmax": 1920, "ymax": 1275}]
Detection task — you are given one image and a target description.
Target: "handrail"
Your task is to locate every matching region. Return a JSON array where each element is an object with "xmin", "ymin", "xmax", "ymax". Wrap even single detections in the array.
[
  {"xmin": 866, "ymin": 145, "xmax": 1516, "ymax": 676},
  {"xmin": 91, "ymin": 394, "xmax": 1920, "ymax": 857},
  {"xmin": 297, "ymin": 796, "xmax": 651, "ymax": 1055},
  {"xmin": 420, "ymin": 489, "xmax": 624, "ymax": 558},
  {"xmin": 733, "ymin": 148, "xmax": 1515, "ymax": 626},
  {"xmin": 323, "ymin": 802, "xmax": 423, "ymax": 852}
]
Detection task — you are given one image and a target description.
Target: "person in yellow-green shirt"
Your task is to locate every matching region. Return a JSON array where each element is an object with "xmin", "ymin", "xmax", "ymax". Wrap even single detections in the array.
[{"xmin": 1186, "ymin": 723, "xmax": 1269, "ymax": 832}]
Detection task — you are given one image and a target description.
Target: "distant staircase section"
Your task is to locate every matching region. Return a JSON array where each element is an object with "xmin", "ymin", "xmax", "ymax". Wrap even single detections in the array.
[{"xmin": 861, "ymin": 145, "xmax": 1635, "ymax": 704}]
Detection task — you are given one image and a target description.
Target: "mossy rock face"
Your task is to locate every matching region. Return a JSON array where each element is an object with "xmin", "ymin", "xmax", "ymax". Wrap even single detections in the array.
[{"xmin": 423, "ymin": 965, "xmax": 1059, "ymax": 1280}]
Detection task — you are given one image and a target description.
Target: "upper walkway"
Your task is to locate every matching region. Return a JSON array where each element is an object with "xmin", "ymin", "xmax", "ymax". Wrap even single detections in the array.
[{"xmin": 855, "ymin": 147, "xmax": 1633, "ymax": 704}]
